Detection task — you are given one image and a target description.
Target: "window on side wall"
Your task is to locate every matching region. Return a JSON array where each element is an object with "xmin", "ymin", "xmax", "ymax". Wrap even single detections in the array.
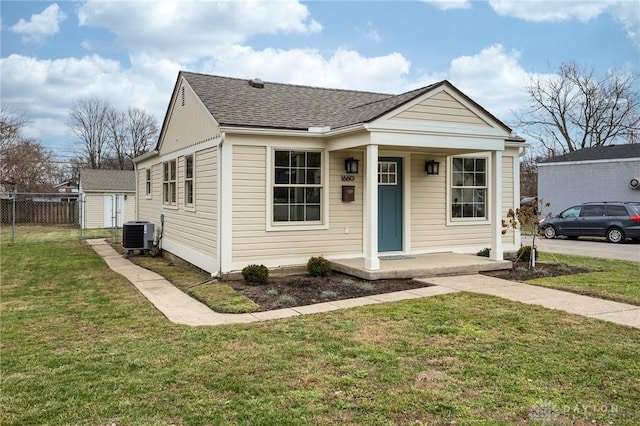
[
  {"xmin": 145, "ymin": 168, "xmax": 152, "ymax": 197},
  {"xmin": 163, "ymin": 159, "xmax": 177, "ymax": 206},
  {"xmin": 451, "ymin": 157, "xmax": 487, "ymax": 220},
  {"xmin": 273, "ymin": 150, "xmax": 322, "ymax": 223},
  {"xmin": 184, "ymin": 154, "xmax": 194, "ymax": 207}
]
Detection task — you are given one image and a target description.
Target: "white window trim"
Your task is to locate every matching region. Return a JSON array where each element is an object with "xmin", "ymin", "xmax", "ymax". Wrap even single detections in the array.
[
  {"xmin": 184, "ymin": 154, "xmax": 195, "ymax": 211},
  {"xmin": 446, "ymin": 153, "xmax": 491, "ymax": 226},
  {"xmin": 162, "ymin": 159, "xmax": 177, "ymax": 207},
  {"xmin": 145, "ymin": 168, "xmax": 152, "ymax": 199},
  {"xmin": 266, "ymin": 147, "xmax": 329, "ymax": 231}
]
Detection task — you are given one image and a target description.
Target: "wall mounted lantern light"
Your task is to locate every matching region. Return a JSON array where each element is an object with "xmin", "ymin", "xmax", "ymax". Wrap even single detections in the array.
[
  {"xmin": 345, "ymin": 157, "xmax": 359, "ymax": 174},
  {"xmin": 425, "ymin": 160, "xmax": 440, "ymax": 175}
]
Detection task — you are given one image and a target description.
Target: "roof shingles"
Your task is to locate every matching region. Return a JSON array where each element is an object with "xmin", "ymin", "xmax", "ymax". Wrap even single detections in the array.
[
  {"xmin": 182, "ymin": 72, "xmax": 439, "ymax": 131},
  {"xmin": 80, "ymin": 169, "xmax": 135, "ymax": 192}
]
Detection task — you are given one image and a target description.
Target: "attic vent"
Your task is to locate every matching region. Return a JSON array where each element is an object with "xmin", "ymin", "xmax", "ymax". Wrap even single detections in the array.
[
  {"xmin": 248, "ymin": 78, "xmax": 264, "ymax": 89},
  {"xmin": 180, "ymin": 86, "xmax": 185, "ymax": 107}
]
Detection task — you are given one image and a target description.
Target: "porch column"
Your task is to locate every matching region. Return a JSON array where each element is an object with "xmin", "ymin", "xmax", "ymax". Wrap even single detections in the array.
[
  {"xmin": 490, "ymin": 150, "xmax": 503, "ymax": 261},
  {"xmin": 364, "ymin": 144, "xmax": 380, "ymax": 270}
]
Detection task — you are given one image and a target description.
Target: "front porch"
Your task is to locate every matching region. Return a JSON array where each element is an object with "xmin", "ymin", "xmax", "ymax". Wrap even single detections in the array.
[{"xmin": 331, "ymin": 252, "xmax": 512, "ymax": 280}]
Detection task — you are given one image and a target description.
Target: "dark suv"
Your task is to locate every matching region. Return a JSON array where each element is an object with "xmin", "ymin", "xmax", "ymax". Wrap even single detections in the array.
[{"xmin": 538, "ymin": 202, "xmax": 640, "ymax": 243}]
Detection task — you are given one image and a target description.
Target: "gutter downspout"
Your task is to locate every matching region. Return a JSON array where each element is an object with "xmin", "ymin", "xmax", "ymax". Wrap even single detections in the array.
[{"xmin": 217, "ymin": 132, "xmax": 226, "ymax": 278}]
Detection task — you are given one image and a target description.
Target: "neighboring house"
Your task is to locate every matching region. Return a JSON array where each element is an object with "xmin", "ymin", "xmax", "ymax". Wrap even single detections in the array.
[
  {"xmin": 134, "ymin": 71, "xmax": 526, "ymax": 276},
  {"xmin": 79, "ymin": 169, "xmax": 136, "ymax": 229},
  {"xmin": 538, "ymin": 144, "xmax": 640, "ymax": 215}
]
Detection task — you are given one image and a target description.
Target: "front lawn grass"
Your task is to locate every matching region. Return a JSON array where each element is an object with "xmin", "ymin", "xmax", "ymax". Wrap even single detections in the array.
[
  {"xmin": 529, "ymin": 252, "xmax": 640, "ymax": 305},
  {"xmin": 2, "ymin": 241, "xmax": 639, "ymax": 425}
]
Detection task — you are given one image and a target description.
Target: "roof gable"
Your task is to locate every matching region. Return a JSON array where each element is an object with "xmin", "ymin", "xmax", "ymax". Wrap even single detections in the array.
[
  {"xmin": 154, "ymin": 72, "xmax": 514, "ymax": 140},
  {"xmin": 79, "ymin": 169, "xmax": 135, "ymax": 192}
]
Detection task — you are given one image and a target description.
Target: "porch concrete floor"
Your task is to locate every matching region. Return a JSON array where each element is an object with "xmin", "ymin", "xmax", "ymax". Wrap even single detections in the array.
[{"xmin": 331, "ymin": 252, "xmax": 512, "ymax": 280}]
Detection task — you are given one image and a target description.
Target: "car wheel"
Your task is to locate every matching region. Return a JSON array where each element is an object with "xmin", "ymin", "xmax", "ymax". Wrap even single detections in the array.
[
  {"xmin": 606, "ymin": 227, "xmax": 625, "ymax": 243},
  {"xmin": 543, "ymin": 226, "xmax": 557, "ymax": 239}
]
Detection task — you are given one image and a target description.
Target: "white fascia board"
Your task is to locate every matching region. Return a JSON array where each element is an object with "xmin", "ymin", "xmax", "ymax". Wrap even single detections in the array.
[
  {"xmin": 370, "ymin": 131, "xmax": 505, "ymax": 151},
  {"xmin": 367, "ymin": 120, "xmax": 508, "ymax": 139},
  {"xmin": 221, "ymin": 126, "xmax": 326, "ymax": 138},
  {"xmin": 133, "ymin": 150, "xmax": 159, "ymax": 164},
  {"xmin": 538, "ymin": 158, "xmax": 640, "ymax": 167},
  {"xmin": 155, "ymin": 136, "xmax": 222, "ymax": 162},
  {"xmin": 221, "ymin": 124, "xmax": 366, "ymax": 139}
]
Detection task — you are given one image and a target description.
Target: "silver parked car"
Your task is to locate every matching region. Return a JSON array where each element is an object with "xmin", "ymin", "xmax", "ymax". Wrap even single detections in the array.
[{"xmin": 538, "ymin": 202, "xmax": 640, "ymax": 243}]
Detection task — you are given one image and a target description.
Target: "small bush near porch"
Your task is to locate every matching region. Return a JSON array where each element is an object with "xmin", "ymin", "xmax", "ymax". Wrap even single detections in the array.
[{"xmin": 2, "ymin": 241, "xmax": 639, "ymax": 425}]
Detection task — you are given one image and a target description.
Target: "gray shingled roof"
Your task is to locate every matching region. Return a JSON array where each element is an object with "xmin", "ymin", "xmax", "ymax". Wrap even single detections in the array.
[
  {"xmin": 541, "ymin": 144, "xmax": 640, "ymax": 164},
  {"xmin": 181, "ymin": 72, "xmax": 443, "ymax": 130},
  {"xmin": 80, "ymin": 169, "xmax": 135, "ymax": 192}
]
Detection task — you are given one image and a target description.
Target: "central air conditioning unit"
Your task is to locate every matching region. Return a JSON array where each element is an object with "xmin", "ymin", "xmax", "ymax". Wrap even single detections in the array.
[{"xmin": 123, "ymin": 221, "xmax": 155, "ymax": 252}]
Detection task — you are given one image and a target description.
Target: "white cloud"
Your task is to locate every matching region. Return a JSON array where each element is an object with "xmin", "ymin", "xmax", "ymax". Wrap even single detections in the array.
[
  {"xmin": 10, "ymin": 3, "xmax": 67, "ymax": 43},
  {"xmin": 488, "ymin": 0, "xmax": 612, "ymax": 22},
  {"xmin": 201, "ymin": 46, "xmax": 411, "ymax": 93},
  {"xmin": 363, "ymin": 22, "xmax": 382, "ymax": 43},
  {"xmin": 422, "ymin": 0, "xmax": 471, "ymax": 10},
  {"xmin": 427, "ymin": 44, "xmax": 532, "ymax": 122},
  {"xmin": 0, "ymin": 54, "xmax": 180, "ymax": 143},
  {"xmin": 611, "ymin": 1, "xmax": 640, "ymax": 48},
  {"xmin": 77, "ymin": 0, "xmax": 322, "ymax": 62}
]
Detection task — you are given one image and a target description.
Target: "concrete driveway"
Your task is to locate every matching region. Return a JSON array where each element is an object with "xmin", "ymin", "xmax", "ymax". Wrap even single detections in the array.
[{"xmin": 521, "ymin": 235, "xmax": 640, "ymax": 262}]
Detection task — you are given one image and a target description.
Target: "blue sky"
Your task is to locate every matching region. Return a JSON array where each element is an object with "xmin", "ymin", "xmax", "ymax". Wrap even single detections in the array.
[{"xmin": 1, "ymin": 0, "xmax": 639, "ymax": 160}]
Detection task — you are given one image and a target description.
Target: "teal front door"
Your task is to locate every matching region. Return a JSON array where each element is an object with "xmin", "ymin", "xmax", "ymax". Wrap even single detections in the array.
[{"xmin": 378, "ymin": 157, "xmax": 403, "ymax": 252}]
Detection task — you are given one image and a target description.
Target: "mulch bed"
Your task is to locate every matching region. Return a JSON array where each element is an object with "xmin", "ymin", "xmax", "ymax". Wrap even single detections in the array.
[
  {"xmin": 226, "ymin": 261, "xmax": 590, "ymax": 312},
  {"xmin": 227, "ymin": 273, "xmax": 426, "ymax": 312}
]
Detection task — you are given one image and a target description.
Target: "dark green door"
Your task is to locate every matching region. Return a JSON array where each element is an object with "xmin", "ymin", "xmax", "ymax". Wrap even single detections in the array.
[{"xmin": 378, "ymin": 157, "xmax": 403, "ymax": 252}]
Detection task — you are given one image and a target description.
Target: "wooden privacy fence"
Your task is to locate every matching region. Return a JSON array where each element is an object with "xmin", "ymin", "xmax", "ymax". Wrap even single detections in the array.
[{"xmin": 1, "ymin": 193, "xmax": 79, "ymax": 225}]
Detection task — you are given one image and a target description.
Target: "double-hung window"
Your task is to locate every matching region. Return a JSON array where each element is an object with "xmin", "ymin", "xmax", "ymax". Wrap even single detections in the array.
[
  {"xmin": 273, "ymin": 150, "xmax": 322, "ymax": 222},
  {"xmin": 145, "ymin": 168, "xmax": 151, "ymax": 197},
  {"xmin": 451, "ymin": 157, "xmax": 487, "ymax": 219},
  {"xmin": 184, "ymin": 155, "xmax": 194, "ymax": 207},
  {"xmin": 163, "ymin": 159, "xmax": 177, "ymax": 206}
]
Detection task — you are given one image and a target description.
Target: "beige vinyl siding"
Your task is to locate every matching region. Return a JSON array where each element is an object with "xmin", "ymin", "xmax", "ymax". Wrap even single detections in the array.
[
  {"xmin": 137, "ymin": 147, "xmax": 218, "ymax": 266},
  {"xmin": 137, "ymin": 163, "xmax": 163, "ymax": 225},
  {"xmin": 232, "ymin": 145, "xmax": 363, "ymax": 263},
  {"xmin": 391, "ymin": 91, "xmax": 491, "ymax": 127},
  {"xmin": 409, "ymin": 153, "xmax": 493, "ymax": 251},
  {"xmin": 501, "ymin": 153, "xmax": 516, "ymax": 245},
  {"xmin": 160, "ymin": 80, "xmax": 220, "ymax": 155}
]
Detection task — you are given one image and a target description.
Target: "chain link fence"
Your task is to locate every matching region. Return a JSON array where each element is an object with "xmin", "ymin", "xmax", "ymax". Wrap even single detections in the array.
[{"xmin": 1, "ymin": 192, "xmax": 121, "ymax": 245}]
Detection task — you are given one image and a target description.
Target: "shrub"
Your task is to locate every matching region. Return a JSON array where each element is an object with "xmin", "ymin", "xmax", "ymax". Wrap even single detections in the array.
[
  {"xmin": 241, "ymin": 264, "xmax": 269, "ymax": 285},
  {"xmin": 516, "ymin": 245, "xmax": 537, "ymax": 263},
  {"xmin": 360, "ymin": 283, "xmax": 375, "ymax": 293},
  {"xmin": 266, "ymin": 288, "xmax": 279, "ymax": 297},
  {"xmin": 341, "ymin": 278, "xmax": 355, "ymax": 286},
  {"xmin": 307, "ymin": 256, "xmax": 332, "ymax": 277},
  {"xmin": 320, "ymin": 290, "xmax": 337, "ymax": 299},
  {"xmin": 278, "ymin": 295, "xmax": 297, "ymax": 307},
  {"xmin": 477, "ymin": 248, "xmax": 491, "ymax": 257}
]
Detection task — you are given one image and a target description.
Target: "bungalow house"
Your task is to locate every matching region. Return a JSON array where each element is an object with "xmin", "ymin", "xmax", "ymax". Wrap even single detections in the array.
[
  {"xmin": 134, "ymin": 72, "xmax": 525, "ymax": 276},
  {"xmin": 79, "ymin": 169, "xmax": 136, "ymax": 229},
  {"xmin": 538, "ymin": 144, "xmax": 640, "ymax": 215}
]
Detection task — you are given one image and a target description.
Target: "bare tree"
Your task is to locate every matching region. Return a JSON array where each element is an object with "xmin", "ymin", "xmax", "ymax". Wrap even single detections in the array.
[
  {"xmin": 1, "ymin": 138, "xmax": 62, "ymax": 192},
  {"xmin": 68, "ymin": 98, "xmax": 157, "ymax": 170},
  {"xmin": 105, "ymin": 107, "xmax": 129, "ymax": 170},
  {"xmin": 126, "ymin": 107, "xmax": 158, "ymax": 159},
  {"xmin": 68, "ymin": 97, "xmax": 111, "ymax": 169},
  {"xmin": 515, "ymin": 62, "xmax": 640, "ymax": 154},
  {"xmin": 1, "ymin": 103, "xmax": 30, "ymax": 149}
]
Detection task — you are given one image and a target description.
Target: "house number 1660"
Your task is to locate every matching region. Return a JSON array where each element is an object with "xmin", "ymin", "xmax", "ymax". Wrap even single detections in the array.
[{"xmin": 341, "ymin": 175, "xmax": 355, "ymax": 181}]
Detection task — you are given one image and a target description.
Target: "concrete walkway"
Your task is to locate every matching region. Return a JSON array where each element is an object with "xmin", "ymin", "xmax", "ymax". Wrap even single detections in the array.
[
  {"xmin": 87, "ymin": 239, "xmax": 640, "ymax": 329},
  {"xmin": 417, "ymin": 275, "xmax": 640, "ymax": 329}
]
